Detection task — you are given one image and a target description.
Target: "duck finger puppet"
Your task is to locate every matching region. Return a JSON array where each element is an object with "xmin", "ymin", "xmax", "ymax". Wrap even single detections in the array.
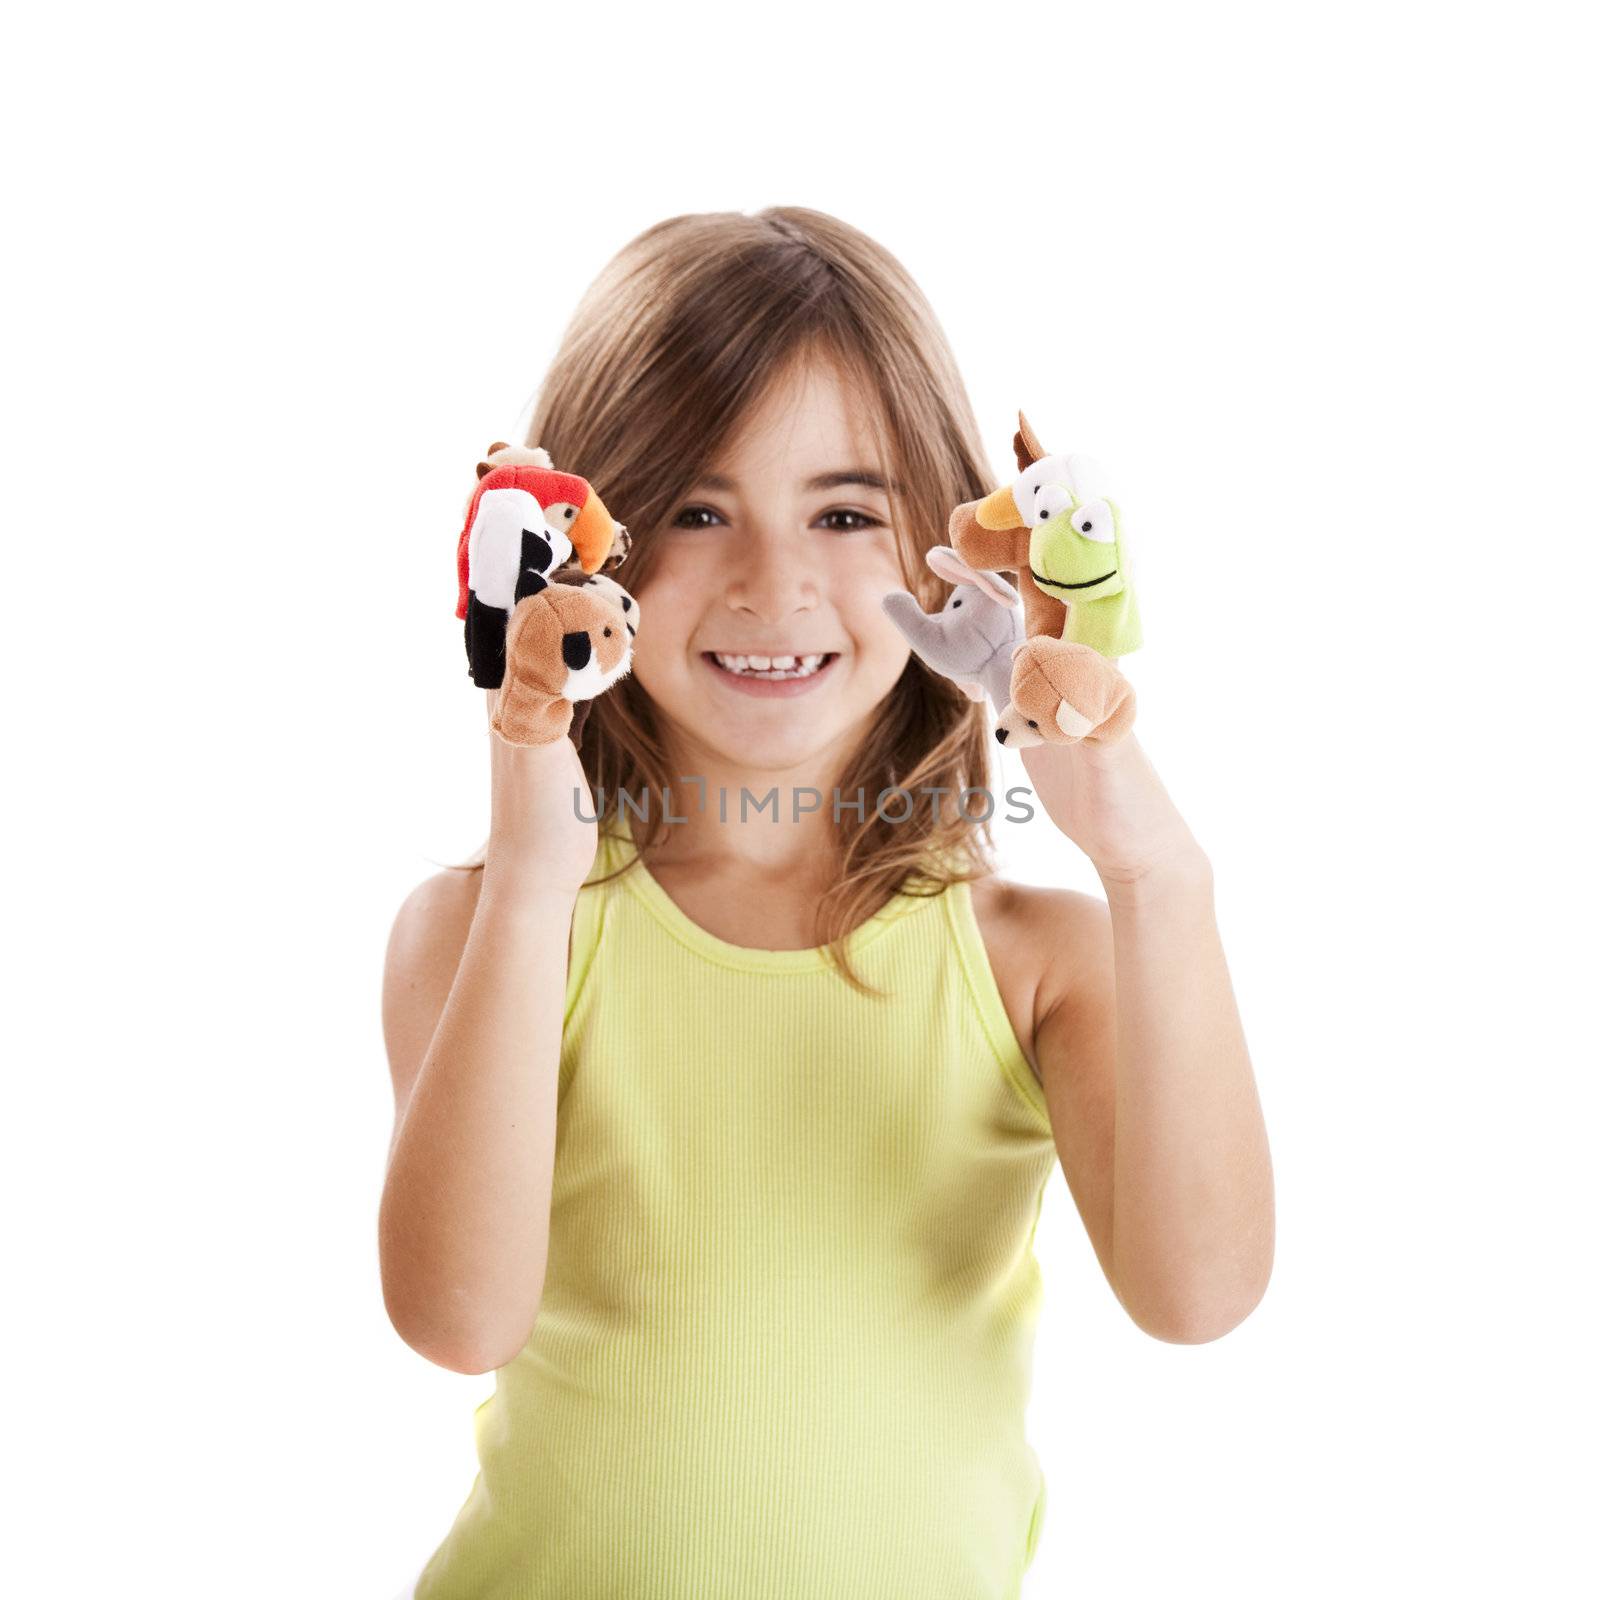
[
  {"xmin": 881, "ymin": 546, "xmax": 1024, "ymax": 715},
  {"xmin": 490, "ymin": 571, "xmax": 640, "ymax": 749},
  {"xmin": 949, "ymin": 412, "xmax": 1139, "ymax": 749},
  {"xmin": 454, "ymin": 441, "xmax": 633, "ymax": 690}
]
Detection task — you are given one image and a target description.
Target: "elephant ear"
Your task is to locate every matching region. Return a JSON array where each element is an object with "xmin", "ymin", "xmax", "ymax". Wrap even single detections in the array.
[
  {"xmin": 953, "ymin": 678, "xmax": 988, "ymax": 703},
  {"xmin": 925, "ymin": 545, "xmax": 1021, "ymax": 609}
]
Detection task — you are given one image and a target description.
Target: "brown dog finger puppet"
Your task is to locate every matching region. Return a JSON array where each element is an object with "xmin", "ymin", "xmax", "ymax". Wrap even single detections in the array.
[
  {"xmin": 454, "ymin": 442, "xmax": 633, "ymax": 690},
  {"xmin": 490, "ymin": 571, "xmax": 640, "ymax": 749},
  {"xmin": 950, "ymin": 411, "xmax": 1140, "ymax": 749}
]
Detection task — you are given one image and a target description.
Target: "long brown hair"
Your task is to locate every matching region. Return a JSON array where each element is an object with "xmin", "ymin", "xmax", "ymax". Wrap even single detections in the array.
[{"xmin": 458, "ymin": 206, "xmax": 1006, "ymax": 995}]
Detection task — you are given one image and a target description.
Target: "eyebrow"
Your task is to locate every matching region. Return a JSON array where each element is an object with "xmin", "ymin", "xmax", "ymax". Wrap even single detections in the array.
[{"xmin": 693, "ymin": 468, "xmax": 904, "ymax": 495}]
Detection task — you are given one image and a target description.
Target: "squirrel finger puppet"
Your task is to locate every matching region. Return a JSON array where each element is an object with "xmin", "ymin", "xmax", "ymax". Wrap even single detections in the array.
[
  {"xmin": 948, "ymin": 411, "xmax": 1139, "ymax": 749},
  {"xmin": 881, "ymin": 546, "xmax": 1024, "ymax": 715},
  {"xmin": 452, "ymin": 441, "xmax": 640, "ymax": 750}
]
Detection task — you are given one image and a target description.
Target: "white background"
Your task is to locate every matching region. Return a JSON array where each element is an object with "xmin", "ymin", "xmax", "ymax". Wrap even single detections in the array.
[{"xmin": 4, "ymin": 2, "xmax": 1595, "ymax": 1596}]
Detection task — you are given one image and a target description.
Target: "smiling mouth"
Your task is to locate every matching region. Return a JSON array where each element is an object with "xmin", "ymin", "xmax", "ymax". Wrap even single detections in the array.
[
  {"xmin": 1031, "ymin": 566, "xmax": 1117, "ymax": 592},
  {"xmin": 702, "ymin": 651, "xmax": 839, "ymax": 681}
]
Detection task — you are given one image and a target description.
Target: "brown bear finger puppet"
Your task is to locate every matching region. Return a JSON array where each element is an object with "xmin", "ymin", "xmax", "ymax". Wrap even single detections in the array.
[
  {"xmin": 995, "ymin": 637, "xmax": 1135, "ymax": 748},
  {"xmin": 454, "ymin": 442, "xmax": 632, "ymax": 690},
  {"xmin": 489, "ymin": 572, "xmax": 640, "ymax": 750}
]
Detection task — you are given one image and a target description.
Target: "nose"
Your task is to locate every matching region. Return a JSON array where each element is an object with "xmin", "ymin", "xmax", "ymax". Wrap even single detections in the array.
[{"xmin": 726, "ymin": 531, "xmax": 820, "ymax": 621}]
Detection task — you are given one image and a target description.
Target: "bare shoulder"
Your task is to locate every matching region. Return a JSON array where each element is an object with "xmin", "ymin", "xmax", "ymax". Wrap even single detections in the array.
[
  {"xmin": 967, "ymin": 872, "xmax": 1113, "ymax": 1084},
  {"xmin": 384, "ymin": 866, "xmax": 483, "ymax": 993}
]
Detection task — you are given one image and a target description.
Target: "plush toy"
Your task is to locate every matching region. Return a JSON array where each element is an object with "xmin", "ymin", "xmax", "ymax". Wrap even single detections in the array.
[
  {"xmin": 454, "ymin": 442, "xmax": 633, "ymax": 690},
  {"xmin": 453, "ymin": 442, "xmax": 640, "ymax": 750},
  {"xmin": 881, "ymin": 546, "xmax": 1025, "ymax": 715},
  {"xmin": 490, "ymin": 570, "xmax": 640, "ymax": 749},
  {"xmin": 947, "ymin": 413, "xmax": 1139, "ymax": 749}
]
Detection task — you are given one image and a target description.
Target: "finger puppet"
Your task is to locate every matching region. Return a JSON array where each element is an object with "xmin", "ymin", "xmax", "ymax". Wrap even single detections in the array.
[
  {"xmin": 451, "ymin": 441, "xmax": 641, "ymax": 751},
  {"xmin": 471, "ymin": 443, "xmax": 634, "ymax": 577},
  {"xmin": 454, "ymin": 442, "xmax": 633, "ymax": 689},
  {"xmin": 881, "ymin": 546, "xmax": 1024, "ymax": 715},
  {"xmin": 947, "ymin": 412, "xmax": 1139, "ymax": 749},
  {"xmin": 489, "ymin": 570, "xmax": 640, "ymax": 749}
]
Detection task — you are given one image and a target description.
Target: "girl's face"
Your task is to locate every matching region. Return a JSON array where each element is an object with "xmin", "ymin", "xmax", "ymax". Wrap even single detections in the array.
[{"xmin": 628, "ymin": 354, "xmax": 912, "ymax": 776}]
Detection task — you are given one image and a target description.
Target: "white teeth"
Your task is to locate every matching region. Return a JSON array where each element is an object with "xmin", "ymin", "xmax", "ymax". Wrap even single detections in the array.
[{"xmin": 711, "ymin": 651, "xmax": 830, "ymax": 680}]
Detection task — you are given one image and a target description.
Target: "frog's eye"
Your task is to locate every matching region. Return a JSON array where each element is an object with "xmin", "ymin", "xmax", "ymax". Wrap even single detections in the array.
[
  {"xmin": 1027, "ymin": 482, "xmax": 1074, "ymax": 527},
  {"xmin": 1071, "ymin": 498, "xmax": 1115, "ymax": 544}
]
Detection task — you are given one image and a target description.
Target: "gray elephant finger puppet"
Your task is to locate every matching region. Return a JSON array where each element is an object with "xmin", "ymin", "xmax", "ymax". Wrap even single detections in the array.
[
  {"xmin": 936, "ymin": 411, "xmax": 1141, "ymax": 749},
  {"xmin": 452, "ymin": 442, "xmax": 640, "ymax": 750},
  {"xmin": 882, "ymin": 548, "xmax": 1026, "ymax": 716}
]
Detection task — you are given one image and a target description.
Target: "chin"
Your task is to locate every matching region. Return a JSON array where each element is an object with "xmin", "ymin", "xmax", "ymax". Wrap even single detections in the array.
[{"xmin": 713, "ymin": 725, "xmax": 847, "ymax": 775}]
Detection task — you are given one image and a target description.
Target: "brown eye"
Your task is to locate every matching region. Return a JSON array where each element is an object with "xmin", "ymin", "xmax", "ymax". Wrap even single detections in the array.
[
  {"xmin": 819, "ymin": 509, "xmax": 882, "ymax": 532},
  {"xmin": 672, "ymin": 505, "xmax": 723, "ymax": 529}
]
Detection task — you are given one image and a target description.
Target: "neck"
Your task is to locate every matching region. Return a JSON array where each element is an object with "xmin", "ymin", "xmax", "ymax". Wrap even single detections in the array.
[{"xmin": 621, "ymin": 727, "xmax": 864, "ymax": 878}]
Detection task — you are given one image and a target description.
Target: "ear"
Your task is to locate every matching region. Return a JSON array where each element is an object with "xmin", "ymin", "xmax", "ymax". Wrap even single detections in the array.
[
  {"xmin": 1014, "ymin": 410, "xmax": 1046, "ymax": 470},
  {"xmin": 969, "ymin": 566, "xmax": 1021, "ymax": 608},
  {"xmin": 925, "ymin": 545, "xmax": 973, "ymax": 586},
  {"xmin": 926, "ymin": 545, "xmax": 1020, "ymax": 609}
]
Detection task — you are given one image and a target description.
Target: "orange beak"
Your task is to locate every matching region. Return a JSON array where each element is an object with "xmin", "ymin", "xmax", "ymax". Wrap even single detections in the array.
[
  {"xmin": 569, "ymin": 490, "xmax": 624, "ymax": 574},
  {"xmin": 975, "ymin": 484, "xmax": 1024, "ymax": 530}
]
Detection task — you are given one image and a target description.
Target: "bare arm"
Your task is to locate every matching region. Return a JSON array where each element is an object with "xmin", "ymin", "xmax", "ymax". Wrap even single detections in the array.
[
  {"xmin": 1034, "ymin": 862, "xmax": 1273, "ymax": 1344},
  {"xmin": 1021, "ymin": 734, "xmax": 1274, "ymax": 1344},
  {"xmin": 378, "ymin": 723, "xmax": 598, "ymax": 1374}
]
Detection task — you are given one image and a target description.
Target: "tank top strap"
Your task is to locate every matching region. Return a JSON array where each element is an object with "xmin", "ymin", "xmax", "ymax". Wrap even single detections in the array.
[
  {"xmin": 564, "ymin": 826, "xmax": 627, "ymax": 1030},
  {"xmin": 940, "ymin": 874, "xmax": 1053, "ymax": 1132}
]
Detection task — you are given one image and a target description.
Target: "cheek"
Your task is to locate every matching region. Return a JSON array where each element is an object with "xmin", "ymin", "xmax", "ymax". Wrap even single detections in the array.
[
  {"xmin": 840, "ymin": 546, "xmax": 917, "ymax": 657},
  {"xmin": 624, "ymin": 560, "xmax": 694, "ymax": 642},
  {"xmin": 622, "ymin": 566, "xmax": 700, "ymax": 689}
]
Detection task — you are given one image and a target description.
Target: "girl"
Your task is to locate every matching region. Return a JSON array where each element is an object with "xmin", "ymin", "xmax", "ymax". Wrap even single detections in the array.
[{"xmin": 380, "ymin": 207, "xmax": 1273, "ymax": 1600}]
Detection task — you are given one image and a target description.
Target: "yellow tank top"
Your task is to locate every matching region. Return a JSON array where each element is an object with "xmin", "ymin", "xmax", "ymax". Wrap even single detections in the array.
[{"xmin": 413, "ymin": 826, "xmax": 1058, "ymax": 1599}]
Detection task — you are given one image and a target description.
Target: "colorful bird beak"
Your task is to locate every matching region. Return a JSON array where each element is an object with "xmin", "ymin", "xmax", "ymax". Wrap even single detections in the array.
[
  {"xmin": 569, "ymin": 490, "xmax": 622, "ymax": 574},
  {"xmin": 975, "ymin": 484, "xmax": 1024, "ymax": 530}
]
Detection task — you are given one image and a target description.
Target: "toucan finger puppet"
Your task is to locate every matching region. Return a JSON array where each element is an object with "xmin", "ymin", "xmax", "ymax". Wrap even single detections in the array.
[
  {"xmin": 454, "ymin": 442, "xmax": 633, "ymax": 689},
  {"xmin": 947, "ymin": 411, "xmax": 1140, "ymax": 749},
  {"xmin": 452, "ymin": 441, "xmax": 640, "ymax": 750}
]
